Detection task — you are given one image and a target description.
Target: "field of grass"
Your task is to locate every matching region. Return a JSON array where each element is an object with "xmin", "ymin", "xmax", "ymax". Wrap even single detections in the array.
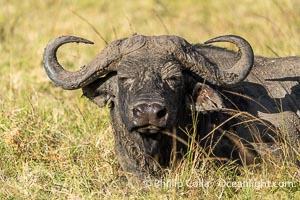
[{"xmin": 1, "ymin": 0, "xmax": 300, "ymax": 199}]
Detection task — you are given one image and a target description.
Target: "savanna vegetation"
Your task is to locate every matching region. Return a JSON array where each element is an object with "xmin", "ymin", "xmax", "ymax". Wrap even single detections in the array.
[{"xmin": 0, "ymin": 0, "xmax": 300, "ymax": 199}]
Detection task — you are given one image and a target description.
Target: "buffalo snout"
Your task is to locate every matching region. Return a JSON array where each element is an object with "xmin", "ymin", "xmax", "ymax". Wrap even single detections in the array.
[{"xmin": 132, "ymin": 102, "xmax": 168, "ymax": 131}]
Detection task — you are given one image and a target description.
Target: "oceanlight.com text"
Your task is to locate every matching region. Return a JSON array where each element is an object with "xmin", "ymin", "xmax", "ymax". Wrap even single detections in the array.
[{"xmin": 144, "ymin": 178, "xmax": 296, "ymax": 189}]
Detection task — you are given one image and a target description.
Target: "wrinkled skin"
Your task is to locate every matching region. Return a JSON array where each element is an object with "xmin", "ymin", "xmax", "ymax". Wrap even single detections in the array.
[
  {"xmin": 117, "ymin": 50, "xmax": 184, "ymax": 133},
  {"xmin": 43, "ymin": 34, "xmax": 300, "ymax": 178},
  {"xmin": 112, "ymin": 50, "xmax": 186, "ymax": 175}
]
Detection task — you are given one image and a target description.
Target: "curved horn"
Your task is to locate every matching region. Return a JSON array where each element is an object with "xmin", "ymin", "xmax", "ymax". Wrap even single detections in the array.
[
  {"xmin": 43, "ymin": 35, "xmax": 119, "ymax": 90},
  {"xmin": 203, "ymin": 35, "xmax": 254, "ymax": 86}
]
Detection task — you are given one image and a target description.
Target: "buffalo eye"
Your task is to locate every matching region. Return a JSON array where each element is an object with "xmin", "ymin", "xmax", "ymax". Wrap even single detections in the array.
[
  {"xmin": 118, "ymin": 75, "xmax": 135, "ymax": 86},
  {"xmin": 161, "ymin": 60, "xmax": 182, "ymax": 90},
  {"xmin": 165, "ymin": 75, "xmax": 182, "ymax": 89}
]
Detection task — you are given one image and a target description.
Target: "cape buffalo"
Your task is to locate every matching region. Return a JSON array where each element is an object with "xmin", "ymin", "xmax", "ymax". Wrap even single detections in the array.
[{"xmin": 43, "ymin": 34, "xmax": 300, "ymax": 178}]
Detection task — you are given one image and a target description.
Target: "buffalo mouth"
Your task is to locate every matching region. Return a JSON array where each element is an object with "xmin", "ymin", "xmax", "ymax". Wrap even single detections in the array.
[{"xmin": 135, "ymin": 125, "xmax": 163, "ymax": 134}]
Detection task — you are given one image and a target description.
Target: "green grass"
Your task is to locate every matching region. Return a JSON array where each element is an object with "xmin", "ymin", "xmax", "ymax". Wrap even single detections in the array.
[{"xmin": 1, "ymin": 0, "xmax": 300, "ymax": 199}]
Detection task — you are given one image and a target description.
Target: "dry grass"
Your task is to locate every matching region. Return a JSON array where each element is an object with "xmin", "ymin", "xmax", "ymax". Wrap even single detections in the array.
[{"xmin": 1, "ymin": 0, "xmax": 300, "ymax": 199}]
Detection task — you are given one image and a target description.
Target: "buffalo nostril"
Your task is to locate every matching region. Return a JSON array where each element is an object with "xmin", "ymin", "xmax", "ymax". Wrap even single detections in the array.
[
  {"xmin": 132, "ymin": 102, "xmax": 167, "ymax": 125},
  {"xmin": 157, "ymin": 108, "xmax": 167, "ymax": 119}
]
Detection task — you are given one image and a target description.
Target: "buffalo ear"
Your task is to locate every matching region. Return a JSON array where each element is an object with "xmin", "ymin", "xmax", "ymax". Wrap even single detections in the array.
[
  {"xmin": 191, "ymin": 83, "xmax": 224, "ymax": 113},
  {"xmin": 82, "ymin": 73, "xmax": 117, "ymax": 108}
]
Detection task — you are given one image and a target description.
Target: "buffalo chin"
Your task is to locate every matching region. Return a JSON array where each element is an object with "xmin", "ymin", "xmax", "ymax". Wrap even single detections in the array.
[{"xmin": 138, "ymin": 130, "xmax": 167, "ymax": 164}]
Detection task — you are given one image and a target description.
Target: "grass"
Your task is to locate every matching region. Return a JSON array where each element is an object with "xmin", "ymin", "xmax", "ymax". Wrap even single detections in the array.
[{"xmin": 0, "ymin": 0, "xmax": 300, "ymax": 199}]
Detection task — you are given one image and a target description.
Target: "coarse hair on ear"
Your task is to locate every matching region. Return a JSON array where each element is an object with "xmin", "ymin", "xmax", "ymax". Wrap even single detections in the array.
[
  {"xmin": 82, "ymin": 73, "xmax": 117, "ymax": 108},
  {"xmin": 191, "ymin": 82, "xmax": 224, "ymax": 113}
]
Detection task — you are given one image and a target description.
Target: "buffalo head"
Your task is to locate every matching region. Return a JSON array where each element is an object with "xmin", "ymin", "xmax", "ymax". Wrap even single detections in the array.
[{"xmin": 43, "ymin": 34, "xmax": 254, "ymax": 175}]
